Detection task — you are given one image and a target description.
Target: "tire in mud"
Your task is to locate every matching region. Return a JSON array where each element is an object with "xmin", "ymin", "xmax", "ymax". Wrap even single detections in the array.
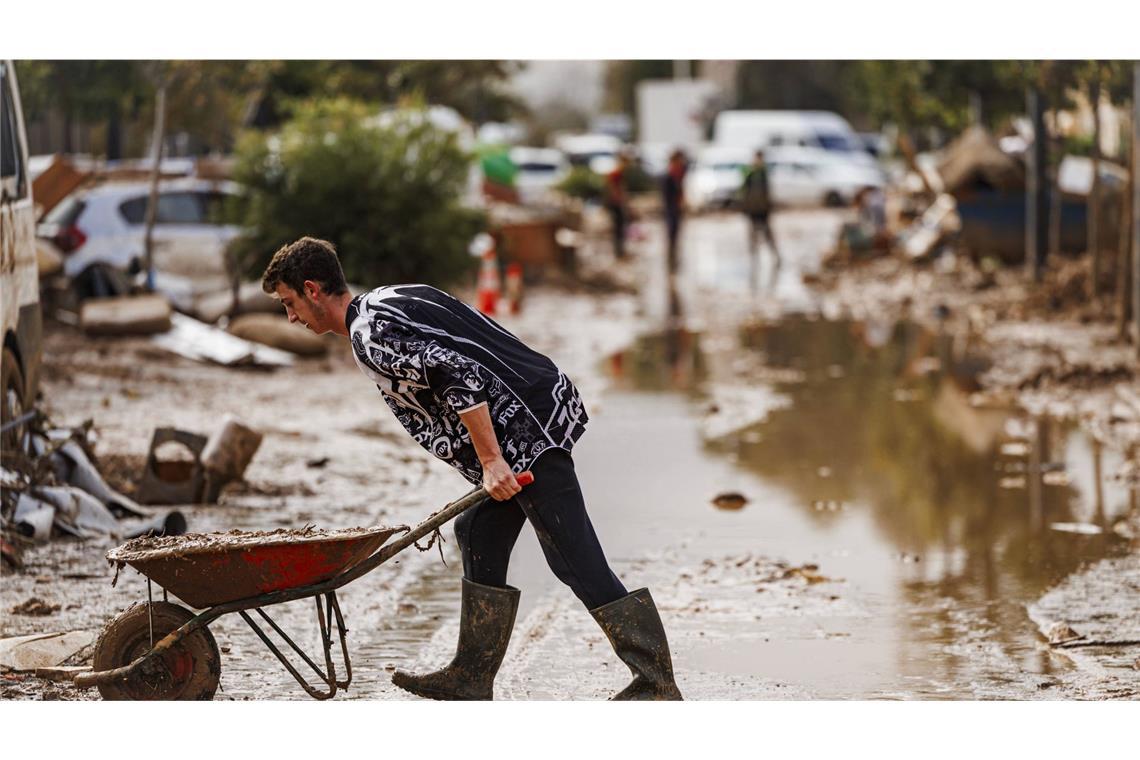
[
  {"xmin": 93, "ymin": 602, "xmax": 221, "ymax": 700},
  {"xmin": 1, "ymin": 346, "xmax": 28, "ymax": 462}
]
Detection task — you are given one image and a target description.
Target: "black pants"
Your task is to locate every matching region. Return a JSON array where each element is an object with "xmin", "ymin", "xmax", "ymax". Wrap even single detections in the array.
[
  {"xmin": 608, "ymin": 204, "xmax": 626, "ymax": 259},
  {"xmin": 665, "ymin": 212, "xmax": 682, "ymax": 274},
  {"xmin": 454, "ymin": 448, "xmax": 627, "ymax": 610}
]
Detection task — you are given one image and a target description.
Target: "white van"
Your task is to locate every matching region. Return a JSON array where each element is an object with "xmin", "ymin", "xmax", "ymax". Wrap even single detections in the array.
[
  {"xmin": 1, "ymin": 60, "xmax": 41, "ymax": 454},
  {"xmin": 712, "ymin": 110, "xmax": 875, "ymax": 166}
]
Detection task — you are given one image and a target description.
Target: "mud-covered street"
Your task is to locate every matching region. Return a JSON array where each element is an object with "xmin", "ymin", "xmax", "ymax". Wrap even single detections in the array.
[{"xmin": 3, "ymin": 209, "xmax": 1138, "ymax": 700}]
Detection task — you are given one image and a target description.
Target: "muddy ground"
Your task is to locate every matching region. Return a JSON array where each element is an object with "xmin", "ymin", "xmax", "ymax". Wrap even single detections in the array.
[{"xmin": 3, "ymin": 208, "xmax": 1138, "ymax": 700}]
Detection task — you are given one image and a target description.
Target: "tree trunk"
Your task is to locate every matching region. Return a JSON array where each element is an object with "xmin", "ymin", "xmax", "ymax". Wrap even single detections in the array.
[
  {"xmin": 142, "ymin": 85, "xmax": 167, "ymax": 288},
  {"xmin": 1048, "ymin": 89, "xmax": 1064, "ymax": 260},
  {"xmin": 1088, "ymin": 73, "xmax": 1102, "ymax": 301},
  {"xmin": 105, "ymin": 103, "xmax": 122, "ymax": 161},
  {"xmin": 1026, "ymin": 87, "xmax": 1048, "ymax": 282}
]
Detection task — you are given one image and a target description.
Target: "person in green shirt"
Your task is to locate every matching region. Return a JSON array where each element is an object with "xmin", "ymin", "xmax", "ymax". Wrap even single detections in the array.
[{"xmin": 740, "ymin": 150, "xmax": 781, "ymax": 290}]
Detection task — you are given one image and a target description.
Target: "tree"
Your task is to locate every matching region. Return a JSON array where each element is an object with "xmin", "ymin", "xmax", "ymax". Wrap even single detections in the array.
[
  {"xmin": 15, "ymin": 60, "xmax": 145, "ymax": 158},
  {"xmin": 232, "ymin": 98, "xmax": 485, "ymax": 289},
  {"xmin": 603, "ymin": 61, "xmax": 674, "ymax": 120}
]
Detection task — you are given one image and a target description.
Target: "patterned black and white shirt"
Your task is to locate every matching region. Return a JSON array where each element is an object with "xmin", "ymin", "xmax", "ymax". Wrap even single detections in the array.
[{"xmin": 345, "ymin": 284, "xmax": 589, "ymax": 485}]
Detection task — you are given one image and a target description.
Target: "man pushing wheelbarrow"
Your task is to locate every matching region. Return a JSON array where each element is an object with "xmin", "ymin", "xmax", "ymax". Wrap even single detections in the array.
[{"xmin": 260, "ymin": 236, "xmax": 682, "ymax": 701}]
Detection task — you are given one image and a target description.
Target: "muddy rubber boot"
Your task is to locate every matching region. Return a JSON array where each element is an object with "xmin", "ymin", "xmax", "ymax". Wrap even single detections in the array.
[
  {"xmin": 391, "ymin": 578, "xmax": 520, "ymax": 701},
  {"xmin": 590, "ymin": 588, "xmax": 683, "ymax": 700}
]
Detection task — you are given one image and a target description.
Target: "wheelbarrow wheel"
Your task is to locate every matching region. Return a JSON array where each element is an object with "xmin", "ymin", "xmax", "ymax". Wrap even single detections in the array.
[{"xmin": 93, "ymin": 602, "xmax": 221, "ymax": 700}]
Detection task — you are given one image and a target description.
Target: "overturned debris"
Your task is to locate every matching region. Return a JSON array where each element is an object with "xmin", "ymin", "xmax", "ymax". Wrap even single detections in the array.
[
  {"xmin": 1, "ymin": 417, "xmax": 187, "ymax": 546},
  {"xmin": 10, "ymin": 598, "xmax": 62, "ymax": 617}
]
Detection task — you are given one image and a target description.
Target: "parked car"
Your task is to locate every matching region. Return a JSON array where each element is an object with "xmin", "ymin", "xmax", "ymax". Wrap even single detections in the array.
[
  {"xmin": 553, "ymin": 133, "xmax": 624, "ymax": 175},
  {"xmin": 766, "ymin": 146, "xmax": 885, "ymax": 207},
  {"xmin": 509, "ymin": 147, "xmax": 569, "ymax": 204},
  {"xmin": 684, "ymin": 145, "xmax": 752, "ymax": 210},
  {"xmin": 36, "ymin": 178, "xmax": 244, "ymax": 312},
  {"xmin": 713, "ymin": 110, "xmax": 876, "ymax": 168},
  {"xmin": 1, "ymin": 60, "xmax": 42, "ymax": 454}
]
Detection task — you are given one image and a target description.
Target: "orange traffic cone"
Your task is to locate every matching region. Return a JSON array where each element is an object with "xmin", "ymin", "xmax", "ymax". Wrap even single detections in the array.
[
  {"xmin": 476, "ymin": 245, "xmax": 501, "ymax": 315},
  {"xmin": 504, "ymin": 262, "xmax": 523, "ymax": 315}
]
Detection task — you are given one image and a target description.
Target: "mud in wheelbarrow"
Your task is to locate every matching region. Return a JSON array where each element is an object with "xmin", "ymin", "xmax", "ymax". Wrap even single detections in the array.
[
  {"xmin": 106, "ymin": 525, "xmax": 405, "ymax": 609},
  {"xmin": 74, "ymin": 482, "xmax": 517, "ymax": 700}
]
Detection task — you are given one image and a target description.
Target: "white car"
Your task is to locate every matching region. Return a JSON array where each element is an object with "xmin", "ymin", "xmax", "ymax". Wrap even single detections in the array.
[
  {"xmin": 509, "ymin": 147, "xmax": 569, "ymax": 204},
  {"xmin": 553, "ymin": 133, "xmax": 623, "ymax": 175},
  {"xmin": 713, "ymin": 110, "xmax": 877, "ymax": 168},
  {"xmin": 765, "ymin": 147, "xmax": 885, "ymax": 207},
  {"xmin": 36, "ymin": 178, "xmax": 243, "ymax": 312},
  {"xmin": 684, "ymin": 145, "xmax": 751, "ymax": 210}
]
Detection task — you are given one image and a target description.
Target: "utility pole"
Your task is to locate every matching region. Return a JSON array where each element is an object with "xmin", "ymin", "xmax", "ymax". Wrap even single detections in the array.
[{"xmin": 1026, "ymin": 86, "xmax": 1048, "ymax": 282}]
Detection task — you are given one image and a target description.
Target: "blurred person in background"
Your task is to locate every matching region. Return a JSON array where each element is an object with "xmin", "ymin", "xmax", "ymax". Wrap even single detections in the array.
[
  {"xmin": 662, "ymin": 149, "xmax": 687, "ymax": 276},
  {"xmin": 741, "ymin": 150, "xmax": 780, "ymax": 290},
  {"xmin": 605, "ymin": 152, "xmax": 631, "ymax": 259},
  {"xmin": 837, "ymin": 185, "xmax": 889, "ymax": 260}
]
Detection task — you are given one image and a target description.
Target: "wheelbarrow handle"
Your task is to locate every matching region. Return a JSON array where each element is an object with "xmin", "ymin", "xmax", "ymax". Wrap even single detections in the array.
[{"xmin": 346, "ymin": 471, "xmax": 534, "ymax": 579}]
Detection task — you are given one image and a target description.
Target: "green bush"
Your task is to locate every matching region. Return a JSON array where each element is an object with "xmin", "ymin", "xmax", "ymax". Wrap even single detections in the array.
[
  {"xmin": 556, "ymin": 166, "xmax": 605, "ymax": 201},
  {"xmin": 233, "ymin": 98, "xmax": 485, "ymax": 289},
  {"xmin": 555, "ymin": 163, "xmax": 656, "ymax": 203}
]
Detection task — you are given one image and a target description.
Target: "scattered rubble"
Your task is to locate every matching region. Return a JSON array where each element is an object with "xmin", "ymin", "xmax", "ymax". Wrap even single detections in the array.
[
  {"xmin": 9, "ymin": 598, "xmax": 61, "ymax": 616},
  {"xmin": 2, "ymin": 416, "xmax": 187, "ymax": 547}
]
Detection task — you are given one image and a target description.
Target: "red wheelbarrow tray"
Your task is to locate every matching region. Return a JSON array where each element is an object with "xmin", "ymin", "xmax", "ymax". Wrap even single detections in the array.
[{"xmin": 106, "ymin": 526, "xmax": 406, "ymax": 609}]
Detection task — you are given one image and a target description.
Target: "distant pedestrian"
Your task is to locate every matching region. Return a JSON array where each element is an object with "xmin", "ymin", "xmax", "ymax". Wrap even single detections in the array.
[
  {"xmin": 605, "ymin": 152, "xmax": 631, "ymax": 259},
  {"xmin": 741, "ymin": 150, "xmax": 781, "ymax": 289},
  {"xmin": 661, "ymin": 149, "xmax": 687, "ymax": 275}
]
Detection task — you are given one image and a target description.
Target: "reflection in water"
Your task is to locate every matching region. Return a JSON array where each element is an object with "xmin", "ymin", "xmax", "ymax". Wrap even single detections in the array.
[
  {"xmin": 604, "ymin": 315, "xmax": 1136, "ymax": 695},
  {"xmin": 729, "ymin": 317, "xmax": 1130, "ymax": 587},
  {"xmin": 606, "ymin": 327, "xmax": 705, "ymax": 394}
]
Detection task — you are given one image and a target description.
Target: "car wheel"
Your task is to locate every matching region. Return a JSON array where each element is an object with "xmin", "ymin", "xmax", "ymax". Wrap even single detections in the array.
[
  {"xmin": 1, "ymin": 346, "xmax": 29, "ymax": 460},
  {"xmin": 824, "ymin": 191, "xmax": 845, "ymax": 208}
]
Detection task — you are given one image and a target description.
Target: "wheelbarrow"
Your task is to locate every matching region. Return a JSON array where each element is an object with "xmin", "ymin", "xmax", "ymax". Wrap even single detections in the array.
[{"xmin": 74, "ymin": 476, "xmax": 531, "ymax": 700}]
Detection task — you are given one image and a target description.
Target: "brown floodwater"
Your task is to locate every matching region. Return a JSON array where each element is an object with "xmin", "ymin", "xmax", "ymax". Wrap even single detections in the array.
[{"xmin": 581, "ymin": 316, "xmax": 1137, "ymax": 698}]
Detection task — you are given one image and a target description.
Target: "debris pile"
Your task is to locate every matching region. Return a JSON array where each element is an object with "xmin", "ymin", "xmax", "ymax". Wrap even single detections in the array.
[{"xmin": 1, "ymin": 414, "xmax": 187, "ymax": 569}]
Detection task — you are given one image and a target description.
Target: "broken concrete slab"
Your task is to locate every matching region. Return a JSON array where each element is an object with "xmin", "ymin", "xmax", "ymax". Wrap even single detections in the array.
[
  {"xmin": 151, "ymin": 313, "xmax": 294, "ymax": 367},
  {"xmin": 80, "ymin": 294, "xmax": 173, "ymax": 336},
  {"xmin": 0, "ymin": 631, "xmax": 96, "ymax": 672}
]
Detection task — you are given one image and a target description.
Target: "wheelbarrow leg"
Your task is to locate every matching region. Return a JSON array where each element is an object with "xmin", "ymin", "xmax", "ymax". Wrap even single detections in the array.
[
  {"xmin": 327, "ymin": 592, "xmax": 352, "ymax": 690},
  {"xmin": 237, "ymin": 592, "xmax": 350, "ymax": 701}
]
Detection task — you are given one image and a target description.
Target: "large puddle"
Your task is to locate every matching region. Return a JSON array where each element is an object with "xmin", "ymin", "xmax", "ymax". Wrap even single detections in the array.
[{"xmin": 577, "ymin": 316, "xmax": 1137, "ymax": 698}]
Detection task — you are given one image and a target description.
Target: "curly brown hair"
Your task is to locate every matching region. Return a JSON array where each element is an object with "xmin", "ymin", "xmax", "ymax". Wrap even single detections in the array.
[{"xmin": 260, "ymin": 237, "xmax": 349, "ymax": 297}]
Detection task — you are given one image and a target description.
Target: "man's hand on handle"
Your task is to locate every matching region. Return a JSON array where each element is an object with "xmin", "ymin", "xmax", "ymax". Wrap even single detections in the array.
[
  {"xmin": 459, "ymin": 403, "xmax": 534, "ymax": 501},
  {"xmin": 481, "ymin": 455, "xmax": 533, "ymax": 501}
]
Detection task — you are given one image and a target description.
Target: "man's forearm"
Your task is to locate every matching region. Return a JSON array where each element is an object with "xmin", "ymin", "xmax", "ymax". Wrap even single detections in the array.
[{"xmin": 458, "ymin": 403, "xmax": 502, "ymax": 465}]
